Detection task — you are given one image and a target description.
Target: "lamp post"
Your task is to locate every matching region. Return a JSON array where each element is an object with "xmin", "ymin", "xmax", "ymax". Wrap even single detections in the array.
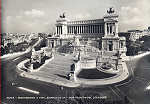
[
  {"xmin": 73, "ymin": 29, "xmax": 77, "ymax": 53},
  {"xmin": 115, "ymin": 50, "xmax": 120, "ymax": 70}
]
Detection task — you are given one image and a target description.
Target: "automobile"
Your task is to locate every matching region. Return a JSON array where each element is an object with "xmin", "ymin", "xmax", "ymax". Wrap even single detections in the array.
[
  {"xmin": 11, "ymin": 82, "xmax": 17, "ymax": 86},
  {"xmin": 11, "ymin": 82, "xmax": 20, "ymax": 87}
]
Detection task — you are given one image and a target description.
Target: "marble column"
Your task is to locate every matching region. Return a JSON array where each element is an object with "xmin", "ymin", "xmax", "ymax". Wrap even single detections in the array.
[
  {"xmin": 60, "ymin": 26, "xmax": 62, "ymax": 34},
  {"xmin": 83, "ymin": 26, "xmax": 85, "ymax": 33},
  {"xmin": 112, "ymin": 24, "xmax": 115, "ymax": 35},
  {"xmin": 82, "ymin": 26, "xmax": 84, "ymax": 33},
  {"xmin": 105, "ymin": 23, "xmax": 108, "ymax": 36},
  {"xmin": 59, "ymin": 26, "xmax": 61, "ymax": 34},
  {"xmin": 115, "ymin": 23, "xmax": 118, "ymax": 37},
  {"xmin": 56, "ymin": 26, "xmax": 58, "ymax": 34},
  {"xmin": 79, "ymin": 26, "xmax": 80, "ymax": 34}
]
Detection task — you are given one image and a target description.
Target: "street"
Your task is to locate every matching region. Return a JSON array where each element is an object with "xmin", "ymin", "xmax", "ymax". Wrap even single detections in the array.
[
  {"xmin": 117, "ymin": 54, "xmax": 150, "ymax": 104},
  {"xmin": 1, "ymin": 51, "xmax": 150, "ymax": 104}
]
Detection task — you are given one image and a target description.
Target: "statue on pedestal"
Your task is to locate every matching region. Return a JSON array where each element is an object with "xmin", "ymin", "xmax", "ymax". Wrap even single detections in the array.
[{"xmin": 60, "ymin": 12, "xmax": 66, "ymax": 18}]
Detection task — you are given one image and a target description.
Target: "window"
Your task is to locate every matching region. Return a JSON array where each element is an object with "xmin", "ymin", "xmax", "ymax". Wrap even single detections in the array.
[
  {"xmin": 108, "ymin": 41, "xmax": 113, "ymax": 51},
  {"xmin": 120, "ymin": 41, "xmax": 123, "ymax": 48}
]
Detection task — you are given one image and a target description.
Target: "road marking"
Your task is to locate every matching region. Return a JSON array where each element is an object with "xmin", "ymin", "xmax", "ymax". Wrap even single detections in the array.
[
  {"xmin": 116, "ymin": 79, "xmax": 133, "ymax": 87},
  {"xmin": 114, "ymin": 86, "xmax": 135, "ymax": 104},
  {"xmin": 108, "ymin": 86, "xmax": 120, "ymax": 98},
  {"xmin": 13, "ymin": 57, "xmax": 20, "ymax": 61},
  {"xmin": 17, "ymin": 87, "xmax": 39, "ymax": 95}
]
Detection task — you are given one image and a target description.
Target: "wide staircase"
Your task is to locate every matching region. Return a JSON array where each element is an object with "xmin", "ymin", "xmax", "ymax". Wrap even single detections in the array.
[{"xmin": 31, "ymin": 54, "xmax": 74, "ymax": 80}]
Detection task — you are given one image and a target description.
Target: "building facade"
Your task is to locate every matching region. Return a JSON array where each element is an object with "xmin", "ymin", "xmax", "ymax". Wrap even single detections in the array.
[
  {"xmin": 55, "ymin": 15, "xmax": 105, "ymax": 39},
  {"xmin": 55, "ymin": 8, "xmax": 127, "ymax": 56},
  {"xmin": 101, "ymin": 9, "xmax": 126, "ymax": 56},
  {"xmin": 128, "ymin": 30, "xmax": 143, "ymax": 41}
]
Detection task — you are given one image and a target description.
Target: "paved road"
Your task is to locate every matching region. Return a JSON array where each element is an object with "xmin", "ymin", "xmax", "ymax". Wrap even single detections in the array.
[
  {"xmin": 2, "ymin": 51, "xmax": 150, "ymax": 104},
  {"xmin": 117, "ymin": 54, "xmax": 150, "ymax": 104},
  {"xmin": 1, "ymin": 52, "xmax": 70, "ymax": 103},
  {"xmin": 1, "ymin": 52, "xmax": 120, "ymax": 104}
]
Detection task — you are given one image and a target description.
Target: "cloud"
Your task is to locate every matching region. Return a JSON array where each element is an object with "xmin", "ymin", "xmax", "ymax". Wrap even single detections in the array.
[
  {"xmin": 3, "ymin": 0, "xmax": 150, "ymax": 33},
  {"xmin": 3, "ymin": 9, "xmax": 52, "ymax": 33},
  {"xmin": 24, "ymin": 9, "xmax": 45, "ymax": 18},
  {"xmin": 120, "ymin": 6, "xmax": 142, "ymax": 24},
  {"xmin": 75, "ymin": 13, "xmax": 91, "ymax": 20},
  {"xmin": 118, "ymin": 0, "xmax": 150, "ymax": 31}
]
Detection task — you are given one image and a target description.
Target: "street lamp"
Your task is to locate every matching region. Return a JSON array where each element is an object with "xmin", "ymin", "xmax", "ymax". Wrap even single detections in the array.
[
  {"xmin": 73, "ymin": 29, "xmax": 77, "ymax": 53},
  {"xmin": 115, "ymin": 50, "xmax": 121, "ymax": 70}
]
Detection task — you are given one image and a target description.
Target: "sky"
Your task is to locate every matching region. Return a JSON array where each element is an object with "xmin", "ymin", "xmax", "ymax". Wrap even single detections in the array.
[{"xmin": 2, "ymin": 0, "xmax": 150, "ymax": 33}]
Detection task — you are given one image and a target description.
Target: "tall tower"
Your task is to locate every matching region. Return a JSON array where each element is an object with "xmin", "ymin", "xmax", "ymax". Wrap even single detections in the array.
[
  {"xmin": 55, "ymin": 13, "xmax": 68, "ymax": 38},
  {"xmin": 104, "ymin": 7, "xmax": 119, "ymax": 37},
  {"xmin": 102, "ymin": 8, "xmax": 126, "ymax": 57}
]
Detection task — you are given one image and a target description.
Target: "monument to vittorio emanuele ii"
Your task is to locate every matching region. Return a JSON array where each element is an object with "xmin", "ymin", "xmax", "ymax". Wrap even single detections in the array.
[{"xmin": 55, "ymin": 7, "xmax": 127, "ymax": 56}]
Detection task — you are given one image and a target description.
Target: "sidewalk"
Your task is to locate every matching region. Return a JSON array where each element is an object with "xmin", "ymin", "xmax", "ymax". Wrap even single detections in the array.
[
  {"xmin": 74, "ymin": 61, "xmax": 129, "ymax": 86},
  {"xmin": 20, "ymin": 72, "xmax": 80, "ymax": 87},
  {"xmin": 123, "ymin": 51, "xmax": 150, "ymax": 61}
]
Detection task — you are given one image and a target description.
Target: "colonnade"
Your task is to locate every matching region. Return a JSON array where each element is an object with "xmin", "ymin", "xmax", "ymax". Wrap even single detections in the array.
[
  {"xmin": 56, "ymin": 23, "xmax": 117, "ymax": 35},
  {"xmin": 67, "ymin": 25, "xmax": 104, "ymax": 34},
  {"xmin": 56, "ymin": 26, "xmax": 62, "ymax": 34},
  {"xmin": 106, "ymin": 23, "xmax": 116, "ymax": 35}
]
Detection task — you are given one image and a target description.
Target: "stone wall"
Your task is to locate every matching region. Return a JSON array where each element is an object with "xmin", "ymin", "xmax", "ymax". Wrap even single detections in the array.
[{"xmin": 80, "ymin": 59, "xmax": 96, "ymax": 69}]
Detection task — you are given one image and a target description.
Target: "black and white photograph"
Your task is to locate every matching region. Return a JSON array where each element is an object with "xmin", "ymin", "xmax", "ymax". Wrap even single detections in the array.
[{"xmin": 1, "ymin": 0, "xmax": 150, "ymax": 104}]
